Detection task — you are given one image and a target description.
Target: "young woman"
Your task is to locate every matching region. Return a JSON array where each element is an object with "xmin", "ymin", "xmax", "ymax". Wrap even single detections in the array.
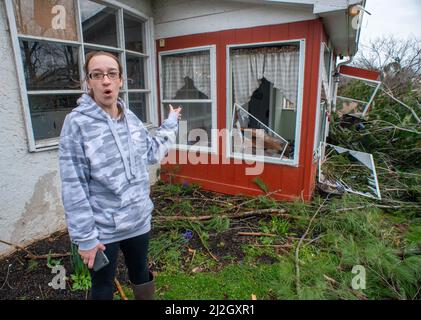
[{"xmin": 59, "ymin": 51, "xmax": 181, "ymax": 300}]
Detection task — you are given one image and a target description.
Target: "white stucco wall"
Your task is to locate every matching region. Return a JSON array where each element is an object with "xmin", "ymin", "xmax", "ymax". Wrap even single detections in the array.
[
  {"xmin": 0, "ymin": 0, "xmax": 157, "ymax": 257},
  {"xmin": 153, "ymin": 0, "xmax": 315, "ymax": 39}
]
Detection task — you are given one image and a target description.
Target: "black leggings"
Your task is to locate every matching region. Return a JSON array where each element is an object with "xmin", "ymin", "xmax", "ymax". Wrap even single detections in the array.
[{"xmin": 90, "ymin": 232, "xmax": 150, "ymax": 300}]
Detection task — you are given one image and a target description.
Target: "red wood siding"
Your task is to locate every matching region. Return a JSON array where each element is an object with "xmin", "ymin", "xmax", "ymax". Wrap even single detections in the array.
[{"xmin": 157, "ymin": 19, "xmax": 324, "ymax": 201}]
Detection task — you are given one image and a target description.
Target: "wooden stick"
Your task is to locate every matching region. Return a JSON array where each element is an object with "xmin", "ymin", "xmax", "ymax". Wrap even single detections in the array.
[
  {"xmin": 237, "ymin": 232, "xmax": 277, "ymax": 237},
  {"xmin": 251, "ymin": 244, "xmax": 293, "ymax": 248},
  {"xmin": 251, "ymin": 244, "xmax": 292, "ymax": 255},
  {"xmin": 153, "ymin": 208, "xmax": 304, "ymax": 222},
  {"xmin": 227, "ymin": 189, "xmax": 283, "ymax": 214},
  {"xmin": 0, "ymin": 239, "xmax": 70, "ymax": 260},
  {"xmin": 25, "ymin": 253, "xmax": 71, "ymax": 260},
  {"xmin": 0, "ymin": 239, "xmax": 37, "ymax": 259},
  {"xmin": 114, "ymin": 278, "xmax": 128, "ymax": 300}
]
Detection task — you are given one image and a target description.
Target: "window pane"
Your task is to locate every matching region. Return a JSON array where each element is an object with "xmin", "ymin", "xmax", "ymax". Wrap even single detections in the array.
[
  {"xmin": 13, "ymin": 0, "xmax": 77, "ymax": 41},
  {"xmin": 124, "ymin": 13, "xmax": 144, "ymax": 52},
  {"xmin": 81, "ymin": 0, "xmax": 118, "ymax": 47},
  {"xmin": 231, "ymin": 45, "xmax": 300, "ymax": 160},
  {"xmin": 163, "ymin": 102, "xmax": 211, "ymax": 147},
  {"xmin": 28, "ymin": 94, "xmax": 79, "ymax": 141},
  {"xmin": 126, "ymin": 54, "xmax": 145, "ymax": 89},
  {"xmin": 129, "ymin": 92, "xmax": 148, "ymax": 122},
  {"xmin": 20, "ymin": 40, "xmax": 80, "ymax": 90},
  {"xmin": 162, "ymin": 51, "xmax": 211, "ymax": 100}
]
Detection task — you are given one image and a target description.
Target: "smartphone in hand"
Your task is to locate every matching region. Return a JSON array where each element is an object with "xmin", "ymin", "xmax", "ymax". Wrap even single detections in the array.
[{"xmin": 93, "ymin": 250, "xmax": 109, "ymax": 272}]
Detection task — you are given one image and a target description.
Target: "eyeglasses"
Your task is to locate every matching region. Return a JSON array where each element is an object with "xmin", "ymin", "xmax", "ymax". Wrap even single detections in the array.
[{"xmin": 88, "ymin": 71, "xmax": 121, "ymax": 80}]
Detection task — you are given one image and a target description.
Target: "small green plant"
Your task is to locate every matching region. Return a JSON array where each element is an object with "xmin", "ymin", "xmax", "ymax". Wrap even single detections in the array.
[
  {"xmin": 70, "ymin": 272, "xmax": 92, "ymax": 292},
  {"xmin": 257, "ymin": 195, "xmax": 278, "ymax": 208},
  {"xmin": 166, "ymin": 183, "xmax": 184, "ymax": 195},
  {"xmin": 46, "ymin": 251, "xmax": 62, "ymax": 268},
  {"xmin": 270, "ymin": 217, "xmax": 290, "ymax": 236},
  {"xmin": 252, "ymin": 177, "xmax": 269, "ymax": 193},
  {"xmin": 70, "ymin": 243, "xmax": 92, "ymax": 291},
  {"xmin": 258, "ymin": 217, "xmax": 289, "ymax": 236}
]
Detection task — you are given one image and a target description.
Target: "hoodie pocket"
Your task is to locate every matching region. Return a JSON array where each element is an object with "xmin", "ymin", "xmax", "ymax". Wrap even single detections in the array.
[{"xmin": 113, "ymin": 197, "xmax": 153, "ymax": 232}]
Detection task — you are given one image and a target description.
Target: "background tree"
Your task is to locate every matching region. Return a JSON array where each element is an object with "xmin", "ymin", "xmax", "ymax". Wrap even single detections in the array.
[{"xmin": 353, "ymin": 36, "xmax": 421, "ymax": 97}]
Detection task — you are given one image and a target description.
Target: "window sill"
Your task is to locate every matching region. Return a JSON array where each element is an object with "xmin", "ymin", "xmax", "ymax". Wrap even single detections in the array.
[
  {"xmin": 30, "ymin": 122, "xmax": 156, "ymax": 152},
  {"xmin": 229, "ymin": 152, "xmax": 299, "ymax": 167}
]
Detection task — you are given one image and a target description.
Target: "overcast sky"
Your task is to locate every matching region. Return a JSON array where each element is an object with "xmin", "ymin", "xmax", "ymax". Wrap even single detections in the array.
[{"xmin": 359, "ymin": 0, "xmax": 421, "ymax": 44}]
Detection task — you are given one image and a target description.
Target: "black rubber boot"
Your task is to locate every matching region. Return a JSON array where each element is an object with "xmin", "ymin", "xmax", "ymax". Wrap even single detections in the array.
[{"xmin": 131, "ymin": 271, "xmax": 155, "ymax": 300}]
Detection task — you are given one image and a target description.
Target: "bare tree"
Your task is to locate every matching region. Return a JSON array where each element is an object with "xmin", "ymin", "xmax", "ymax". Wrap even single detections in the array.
[{"xmin": 353, "ymin": 36, "xmax": 421, "ymax": 96}]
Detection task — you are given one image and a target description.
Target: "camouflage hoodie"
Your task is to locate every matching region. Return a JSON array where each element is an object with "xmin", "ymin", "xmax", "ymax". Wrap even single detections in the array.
[{"xmin": 59, "ymin": 94, "xmax": 178, "ymax": 250}]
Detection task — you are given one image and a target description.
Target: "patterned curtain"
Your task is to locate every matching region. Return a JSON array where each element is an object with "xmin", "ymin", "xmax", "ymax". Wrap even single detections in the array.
[
  {"xmin": 231, "ymin": 46, "xmax": 300, "ymax": 106},
  {"xmin": 162, "ymin": 50, "xmax": 211, "ymax": 100}
]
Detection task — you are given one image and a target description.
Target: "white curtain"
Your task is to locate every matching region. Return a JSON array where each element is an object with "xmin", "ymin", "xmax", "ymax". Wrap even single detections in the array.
[
  {"xmin": 162, "ymin": 51, "xmax": 211, "ymax": 100},
  {"xmin": 231, "ymin": 47, "xmax": 300, "ymax": 106}
]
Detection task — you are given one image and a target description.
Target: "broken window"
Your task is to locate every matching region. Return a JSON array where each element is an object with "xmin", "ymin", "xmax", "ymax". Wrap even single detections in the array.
[
  {"xmin": 335, "ymin": 74, "xmax": 381, "ymax": 119},
  {"xmin": 228, "ymin": 43, "xmax": 302, "ymax": 161},
  {"xmin": 318, "ymin": 143, "xmax": 381, "ymax": 200},
  {"xmin": 160, "ymin": 48, "xmax": 215, "ymax": 150},
  {"xmin": 231, "ymin": 103, "xmax": 288, "ymax": 159},
  {"xmin": 313, "ymin": 43, "xmax": 333, "ymax": 159},
  {"xmin": 13, "ymin": 0, "xmax": 78, "ymax": 41}
]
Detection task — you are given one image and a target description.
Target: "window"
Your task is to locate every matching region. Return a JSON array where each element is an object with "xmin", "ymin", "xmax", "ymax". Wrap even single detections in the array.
[
  {"xmin": 227, "ymin": 41, "xmax": 305, "ymax": 165},
  {"xmin": 313, "ymin": 43, "xmax": 333, "ymax": 159},
  {"xmin": 5, "ymin": 0, "xmax": 153, "ymax": 151},
  {"xmin": 159, "ymin": 46, "xmax": 217, "ymax": 152}
]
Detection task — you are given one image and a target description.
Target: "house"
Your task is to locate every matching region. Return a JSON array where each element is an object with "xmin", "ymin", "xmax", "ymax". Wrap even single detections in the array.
[{"xmin": 0, "ymin": 0, "xmax": 368, "ymax": 256}]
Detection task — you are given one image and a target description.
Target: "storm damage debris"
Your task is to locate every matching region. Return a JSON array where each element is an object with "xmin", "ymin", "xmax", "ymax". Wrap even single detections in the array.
[{"xmin": 318, "ymin": 143, "xmax": 381, "ymax": 200}]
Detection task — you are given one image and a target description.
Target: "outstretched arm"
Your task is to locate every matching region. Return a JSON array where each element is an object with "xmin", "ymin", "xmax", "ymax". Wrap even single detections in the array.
[{"xmin": 144, "ymin": 104, "xmax": 182, "ymax": 164}]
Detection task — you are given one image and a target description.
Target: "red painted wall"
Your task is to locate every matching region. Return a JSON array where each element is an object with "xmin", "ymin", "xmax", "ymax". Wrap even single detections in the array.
[{"xmin": 156, "ymin": 19, "xmax": 324, "ymax": 201}]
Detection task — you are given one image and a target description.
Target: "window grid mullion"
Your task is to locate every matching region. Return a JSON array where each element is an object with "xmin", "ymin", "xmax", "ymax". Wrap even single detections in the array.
[
  {"xmin": 8, "ymin": 0, "xmax": 150, "ymax": 150},
  {"xmin": 75, "ymin": 0, "xmax": 86, "ymax": 89}
]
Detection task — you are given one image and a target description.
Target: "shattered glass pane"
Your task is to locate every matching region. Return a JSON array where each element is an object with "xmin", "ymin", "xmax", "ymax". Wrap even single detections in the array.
[
  {"xmin": 230, "ymin": 103, "xmax": 289, "ymax": 159},
  {"xmin": 336, "ymin": 75, "xmax": 381, "ymax": 118},
  {"xmin": 318, "ymin": 143, "xmax": 381, "ymax": 200}
]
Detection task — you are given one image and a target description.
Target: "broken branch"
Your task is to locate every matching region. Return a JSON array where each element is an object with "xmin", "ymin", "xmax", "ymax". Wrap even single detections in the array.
[
  {"xmin": 153, "ymin": 208, "xmax": 306, "ymax": 223},
  {"xmin": 237, "ymin": 232, "xmax": 277, "ymax": 237},
  {"xmin": 114, "ymin": 278, "xmax": 128, "ymax": 300}
]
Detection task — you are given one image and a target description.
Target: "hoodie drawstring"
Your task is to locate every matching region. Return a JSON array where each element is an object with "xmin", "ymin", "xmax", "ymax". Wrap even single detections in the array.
[
  {"xmin": 124, "ymin": 116, "xmax": 137, "ymax": 178},
  {"xmin": 107, "ymin": 117, "xmax": 135, "ymax": 182}
]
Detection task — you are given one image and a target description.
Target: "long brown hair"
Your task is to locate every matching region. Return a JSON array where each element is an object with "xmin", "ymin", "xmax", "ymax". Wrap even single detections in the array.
[{"xmin": 84, "ymin": 51, "xmax": 123, "ymax": 97}]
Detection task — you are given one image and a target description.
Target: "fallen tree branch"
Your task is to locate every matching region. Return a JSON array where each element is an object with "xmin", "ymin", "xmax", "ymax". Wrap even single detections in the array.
[
  {"xmin": 295, "ymin": 196, "xmax": 329, "ymax": 297},
  {"xmin": 252, "ymin": 244, "xmax": 292, "ymax": 254},
  {"xmin": 0, "ymin": 239, "xmax": 37, "ymax": 259},
  {"xmin": 252, "ymin": 244, "xmax": 293, "ymax": 248},
  {"xmin": 237, "ymin": 232, "xmax": 277, "ymax": 237},
  {"xmin": 217, "ymin": 188, "xmax": 283, "ymax": 214},
  {"xmin": 24, "ymin": 253, "xmax": 71, "ymax": 260},
  {"xmin": 380, "ymin": 87, "xmax": 421, "ymax": 124},
  {"xmin": 0, "ymin": 239, "xmax": 70, "ymax": 260},
  {"xmin": 153, "ymin": 208, "xmax": 306, "ymax": 222}
]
